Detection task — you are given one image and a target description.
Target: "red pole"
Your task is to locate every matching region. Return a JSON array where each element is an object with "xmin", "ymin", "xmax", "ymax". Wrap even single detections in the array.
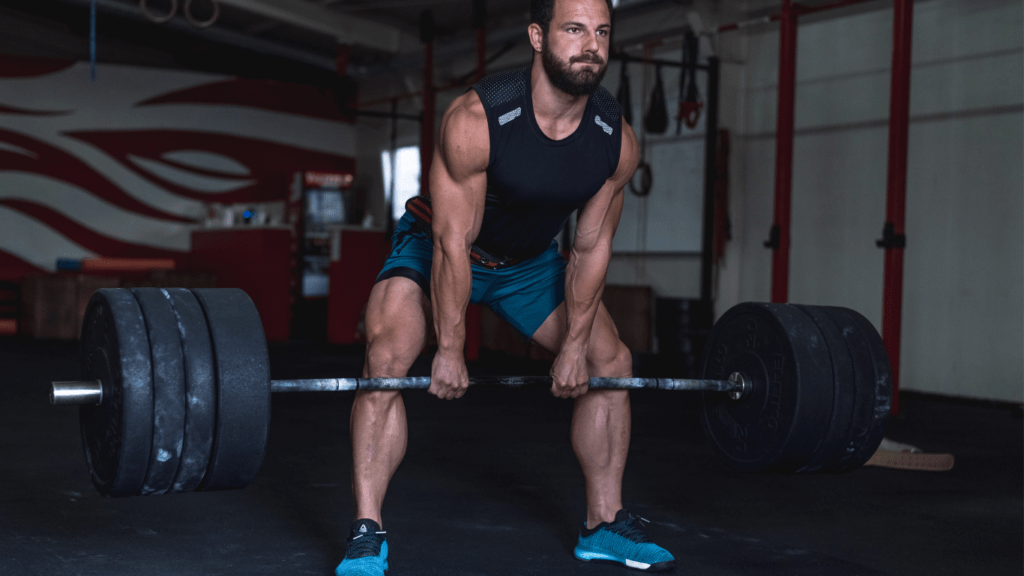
[
  {"xmin": 421, "ymin": 44, "xmax": 434, "ymax": 197},
  {"xmin": 336, "ymin": 44, "xmax": 350, "ymax": 75},
  {"xmin": 473, "ymin": 0, "xmax": 487, "ymax": 83},
  {"xmin": 420, "ymin": 11, "xmax": 435, "ymax": 197},
  {"xmin": 880, "ymin": 0, "xmax": 914, "ymax": 417},
  {"xmin": 475, "ymin": 28, "xmax": 487, "ymax": 82},
  {"xmin": 769, "ymin": 0, "xmax": 798, "ymax": 303}
]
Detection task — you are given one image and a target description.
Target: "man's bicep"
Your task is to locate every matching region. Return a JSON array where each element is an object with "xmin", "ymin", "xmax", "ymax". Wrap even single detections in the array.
[
  {"xmin": 429, "ymin": 97, "xmax": 489, "ymax": 246},
  {"xmin": 431, "ymin": 165, "xmax": 486, "ymax": 245},
  {"xmin": 612, "ymin": 122, "xmax": 640, "ymax": 189}
]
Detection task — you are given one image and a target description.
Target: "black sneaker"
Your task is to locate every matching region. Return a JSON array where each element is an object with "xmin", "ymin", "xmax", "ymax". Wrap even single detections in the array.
[{"xmin": 335, "ymin": 519, "xmax": 388, "ymax": 576}]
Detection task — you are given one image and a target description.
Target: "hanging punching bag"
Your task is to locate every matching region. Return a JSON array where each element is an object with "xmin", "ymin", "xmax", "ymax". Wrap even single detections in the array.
[
  {"xmin": 645, "ymin": 64, "xmax": 669, "ymax": 134},
  {"xmin": 616, "ymin": 61, "xmax": 633, "ymax": 125}
]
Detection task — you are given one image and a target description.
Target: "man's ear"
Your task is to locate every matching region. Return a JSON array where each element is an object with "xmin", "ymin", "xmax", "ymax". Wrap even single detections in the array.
[{"xmin": 528, "ymin": 23, "xmax": 544, "ymax": 53}]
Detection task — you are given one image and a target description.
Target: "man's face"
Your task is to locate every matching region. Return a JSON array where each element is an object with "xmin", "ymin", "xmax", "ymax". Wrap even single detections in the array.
[{"xmin": 539, "ymin": 0, "xmax": 611, "ymax": 97}]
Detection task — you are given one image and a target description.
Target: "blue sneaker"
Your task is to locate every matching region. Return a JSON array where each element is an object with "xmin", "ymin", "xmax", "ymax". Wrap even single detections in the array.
[
  {"xmin": 335, "ymin": 519, "xmax": 388, "ymax": 576},
  {"xmin": 574, "ymin": 510, "xmax": 676, "ymax": 572}
]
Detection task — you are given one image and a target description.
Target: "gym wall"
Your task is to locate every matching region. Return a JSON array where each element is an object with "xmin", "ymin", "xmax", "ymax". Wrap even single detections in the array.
[
  {"xmin": 352, "ymin": 0, "xmax": 1022, "ymax": 403},
  {"xmin": 717, "ymin": 0, "xmax": 1023, "ymax": 402},
  {"xmin": 0, "ymin": 56, "xmax": 356, "ymax": 281}
]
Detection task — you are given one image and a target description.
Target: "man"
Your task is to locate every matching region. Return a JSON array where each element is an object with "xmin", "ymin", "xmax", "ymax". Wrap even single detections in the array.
[{"xmin": 335, "ymin": 0, "xmax": 676, "ymax": 573}]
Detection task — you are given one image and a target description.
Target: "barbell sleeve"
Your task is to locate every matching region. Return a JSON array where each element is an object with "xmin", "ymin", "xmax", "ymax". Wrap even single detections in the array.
[
  {"xmin": 51, "ymin": 380, "xmax": 103, "ymax": 406},
  {"xmin": 52, "ymin": 376, "xmax": 743, "ymax": 405}
]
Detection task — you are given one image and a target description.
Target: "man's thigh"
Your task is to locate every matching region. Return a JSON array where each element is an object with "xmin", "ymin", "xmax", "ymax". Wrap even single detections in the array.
[
  {"xmin": 376, "ymin": 210, "xmax": 434, "ymax": 294},
  {"xmin": 530, "ymin": 300, "xmax": 625, "ymax": 367},
  {"xmin": 363, "ymin": 276, "xmax": 431, "ymax": 377}
]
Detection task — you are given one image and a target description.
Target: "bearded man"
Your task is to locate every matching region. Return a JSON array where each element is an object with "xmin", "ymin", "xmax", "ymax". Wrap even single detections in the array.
[{"xmin": 335, "ymin": 0, "xmax": 676, "ymax": 573}]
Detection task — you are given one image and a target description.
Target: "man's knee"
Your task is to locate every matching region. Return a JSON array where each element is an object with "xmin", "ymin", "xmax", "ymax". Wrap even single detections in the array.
[
  {"xmin": 588, "ymin": 339, "xmax": 632, "ymax": 377},
  {"xmin": 354, "ymin": 388, "xmax": 403, "ymax": 408},
  {"xmin": 365, "ymin": 340, "xmax": 418, "ymax": 378}
]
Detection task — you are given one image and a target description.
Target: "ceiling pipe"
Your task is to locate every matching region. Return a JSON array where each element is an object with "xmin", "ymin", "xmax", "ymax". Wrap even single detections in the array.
[
  {"xmin": 718, "ymin": 0, "xmax": 882, "ymax": 33},
  {"xmin": 352, "ymin": 0, "xmax": 684, "ymax": 78},
  {"xmin": 213, "ymin": 0, "xmax": 413, "ymax": 53},
  {"xmin": 54, "ymin": 0, "xmax": 337, "ymax": 70}
]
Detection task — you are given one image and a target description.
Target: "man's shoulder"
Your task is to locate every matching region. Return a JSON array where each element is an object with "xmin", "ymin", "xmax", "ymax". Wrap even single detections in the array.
[
  {"xmin": 589, "ymin": 85, "xmax": 622, "ymax": 125},
  {"xmin": 445, "ymin": 90, "xmax": 488, "ymax": 133},
  {"xmin": 439, "ymin": 91, "xmax": 489, "ymax": 172},
  {"xmin": 473, "ymin": 67, "xmax": 530, "ymax": 110}
]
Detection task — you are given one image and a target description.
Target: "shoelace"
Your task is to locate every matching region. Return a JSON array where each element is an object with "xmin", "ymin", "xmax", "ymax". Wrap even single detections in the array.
[
  {"xmin": 610, "ymin": 515, "xmax": 652, "ymax": 543},
  {"xmin": 346, "ymin": 530, "xmax": 387, "ymax": 559}
]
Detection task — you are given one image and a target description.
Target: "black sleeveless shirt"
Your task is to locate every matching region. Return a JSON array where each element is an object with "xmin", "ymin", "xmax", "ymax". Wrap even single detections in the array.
[{"xmin": 470, "ymin": 67, "xmax": 623, "ymax": 261}]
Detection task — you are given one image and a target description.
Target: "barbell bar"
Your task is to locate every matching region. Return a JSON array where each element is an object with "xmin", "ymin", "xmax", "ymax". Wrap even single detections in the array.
[
  {"xmin": 53, "ymin": 373, "xmax": 752, "ymax": 403},
  {"xmin": 52, "ymin": 287, "xmax": 892, "ymax": 498}
]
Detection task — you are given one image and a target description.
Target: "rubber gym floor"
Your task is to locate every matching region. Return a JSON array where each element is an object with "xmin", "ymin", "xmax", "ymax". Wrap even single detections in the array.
[{"xmin": 1, "ymin": 339, "xmax": 1021, "ymax": 576}]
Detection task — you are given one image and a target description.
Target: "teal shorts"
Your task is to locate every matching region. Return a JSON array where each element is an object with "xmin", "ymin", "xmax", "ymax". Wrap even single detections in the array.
[{"xmin": 376, "ymin": 211, "xmax": 566, "ymax": 338}]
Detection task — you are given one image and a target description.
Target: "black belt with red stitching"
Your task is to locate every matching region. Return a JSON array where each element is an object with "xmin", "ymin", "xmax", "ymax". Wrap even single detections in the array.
[
  {"xmin": 406, "ymin": 195, "xmax": 433, "ymax": 227},
  {"xmin": 405, "ymin": 196, "xmax": 522, "ymax": 269},
  {"xmin": 469, "ymin": 246, "xmax": 522, "ymax": 269}
]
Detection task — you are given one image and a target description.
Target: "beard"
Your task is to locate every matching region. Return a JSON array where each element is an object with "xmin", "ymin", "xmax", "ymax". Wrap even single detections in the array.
[{"xmin": 541, "ymin": 36, "xmax": 608, "ymax": 97}]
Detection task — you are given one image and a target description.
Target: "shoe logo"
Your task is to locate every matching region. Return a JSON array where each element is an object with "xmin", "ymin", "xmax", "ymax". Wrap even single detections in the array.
[{"xmin": 359, "ymin": 524, "xmax": 367, "ymax": 533}]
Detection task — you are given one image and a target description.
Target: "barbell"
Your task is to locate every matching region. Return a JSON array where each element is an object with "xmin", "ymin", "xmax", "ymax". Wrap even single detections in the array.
[{"xmin": 51, "ymin": 287, "xmax": 891, "ymax": 498}]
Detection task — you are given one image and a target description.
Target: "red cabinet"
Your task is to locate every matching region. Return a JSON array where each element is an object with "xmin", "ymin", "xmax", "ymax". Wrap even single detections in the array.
[
  {"xmin": 190, "ymin": 228, "xmax": 293, "ymax": 342},
  {"xmin": 327, "ymin": 229, "xmax": 389, "ymax": 344}
]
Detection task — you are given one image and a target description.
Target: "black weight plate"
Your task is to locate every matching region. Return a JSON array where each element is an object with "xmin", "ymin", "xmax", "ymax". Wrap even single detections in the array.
[
  {"xmin": 162, "ymin": 288, "xmax": 216, "ymax": 493},
  {"xmin": 131, "ymin": 288, "xmax": 187, "ymax": 495},
  {"xmin": 700, "ymin": 302, "xmax": 834, "ymax": 473},
  {"xmin": 818, "ymin": 307, "xmax": 892, "ymax": 472},
  {"xmin": 793, "ymin": 305, "xmax": 857, "ymax": 473},
  {"xmin": 79, "ymin": 288, "xmax": 154, "ymax": 497},
  {"xmin": 191, "ymin": 288, "xmax": 271, "ymax": 491}
]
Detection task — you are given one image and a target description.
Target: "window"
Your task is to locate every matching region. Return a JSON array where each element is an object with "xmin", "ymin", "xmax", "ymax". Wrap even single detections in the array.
[{"xmin": 381, "ymin": 146, "xmax": 421, "ymax": 221}]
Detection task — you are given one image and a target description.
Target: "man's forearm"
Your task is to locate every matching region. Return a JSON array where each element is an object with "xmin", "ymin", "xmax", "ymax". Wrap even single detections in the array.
[
  {"xmin": 562, "ymin": 244, "xmax": 612, "ymax": 351},
  {"xmin": 431, "ymin": 240, "xmax": 472, "ymax": 355}
]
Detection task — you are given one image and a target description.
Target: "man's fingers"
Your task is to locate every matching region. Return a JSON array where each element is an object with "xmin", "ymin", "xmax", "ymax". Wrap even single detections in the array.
[
  {"xmin": 550, "ymin": 379, "xmax": 589, "ymax": 399},
  {"xmin": 551, "ymin": 382, "xmax": 580, "ymax": 399},
  {"xmin": 432, "ymin": 382, "xmax": 468, "ymax": 400}
]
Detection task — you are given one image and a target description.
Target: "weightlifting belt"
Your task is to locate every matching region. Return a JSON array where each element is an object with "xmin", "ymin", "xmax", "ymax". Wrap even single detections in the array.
[{"xmin": 404, "ymin": 196, "xmax": 522, "ymax": 269}]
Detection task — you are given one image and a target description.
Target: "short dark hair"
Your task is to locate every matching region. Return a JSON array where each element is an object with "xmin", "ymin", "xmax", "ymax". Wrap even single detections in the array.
[{"xmin": 531, "ymin": 0, "xmax": 614, "ymax": 34}]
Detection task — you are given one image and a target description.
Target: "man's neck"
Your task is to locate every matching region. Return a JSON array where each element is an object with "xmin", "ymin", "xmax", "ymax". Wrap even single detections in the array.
[{"xmin": 530, "ymin": 57, "xmax": 589, "ymax": 141}]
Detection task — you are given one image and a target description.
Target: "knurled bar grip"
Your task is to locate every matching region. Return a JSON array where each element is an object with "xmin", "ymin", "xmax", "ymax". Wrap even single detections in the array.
[
  {"xmin": 271, "ymin": 376, "xmax": 741, "ymax": 393},
  {"xmin": 52, "ymin": 376, "xmax": 743, "ymax": 405}
]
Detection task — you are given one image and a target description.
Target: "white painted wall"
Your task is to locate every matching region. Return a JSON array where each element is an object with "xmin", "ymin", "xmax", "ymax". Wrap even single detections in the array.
[
  {"xmin": 601, "ymin": 43, "xmax": 748, "ymax": 299},
  {"xmin": 722, "ymin": 0, "xmax": 1023, "ymax": 402}
]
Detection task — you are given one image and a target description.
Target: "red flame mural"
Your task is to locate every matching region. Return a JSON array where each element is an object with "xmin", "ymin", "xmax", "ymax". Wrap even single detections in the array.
[{"xmin": 0, "ymin": 55, "xmax": 355, "ymax": 282}]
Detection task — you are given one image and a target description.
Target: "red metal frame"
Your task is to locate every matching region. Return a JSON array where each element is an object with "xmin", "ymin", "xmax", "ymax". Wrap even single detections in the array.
[
  {"xmin": 723, "ymin": 0, "xmax": 913, "ymax": 414},
  {"xmin": 882, "ymin": 0, "xmax": 914, "ymax": 416},
  {"xmin": 770, "ymin": 0, "xmax": 798, "ymax": 304},
  {"xmin": 336, "ymin": 44, "xmax": 350, "ymax": 75},
  {"xmin": 421, "ymin": 41, "xmax": 435, "ymax": 197},
  {"xmin": 476, "ymin": 28, "xmax": 487, "ymax": 83}
]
